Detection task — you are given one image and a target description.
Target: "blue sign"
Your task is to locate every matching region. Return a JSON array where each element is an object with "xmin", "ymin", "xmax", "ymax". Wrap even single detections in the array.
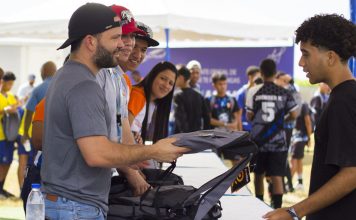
[{"xmin": 130, "ymin": 47, "xmax": 294, "ymax": 97}]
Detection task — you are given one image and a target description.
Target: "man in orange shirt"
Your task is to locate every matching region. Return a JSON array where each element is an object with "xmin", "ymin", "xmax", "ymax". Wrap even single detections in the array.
[{"xmin": 20, "ymin": 99, "xmax": 44, "ymax": 210}]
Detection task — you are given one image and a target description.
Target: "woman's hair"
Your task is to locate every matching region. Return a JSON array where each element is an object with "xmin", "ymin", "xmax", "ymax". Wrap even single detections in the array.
[{"xmin": 136, "ymin": 61, "xmax": 177, "ymax": 143}]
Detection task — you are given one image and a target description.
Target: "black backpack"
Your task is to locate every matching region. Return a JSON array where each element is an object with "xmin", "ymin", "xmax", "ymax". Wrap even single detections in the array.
[
  {"xmin": 2, "ymin": 112, "xmax": 21, "ymax": 141},
  {"xmin": 107, "ymin": 130, "xmax": 257, "ymax": 220}
]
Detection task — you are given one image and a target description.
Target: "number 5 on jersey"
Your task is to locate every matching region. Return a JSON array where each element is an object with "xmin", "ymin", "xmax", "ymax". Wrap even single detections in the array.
[{"xmin": 262, "ymin": 102, "xmax": 275, "ymax": 122}]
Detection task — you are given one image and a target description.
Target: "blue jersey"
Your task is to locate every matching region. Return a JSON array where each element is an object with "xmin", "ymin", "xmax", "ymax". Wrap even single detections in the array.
[
  {"xmin": 246, "ymin": 82, "xmax": 297, "ymax": 152},
  {"xmin": 236, "ymin": 85, "xmax": 251, "ymax": 131},
  {"xmin": 206, "ymin": 95, "xmax": 239, "ymax": 128}
]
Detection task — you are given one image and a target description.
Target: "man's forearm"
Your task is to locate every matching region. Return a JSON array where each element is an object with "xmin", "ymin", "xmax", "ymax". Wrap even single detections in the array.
[
  {"xmin": 121, "ymin": 118, "xmax": 136, "ymax": 145},
  {"xmin": 78, "ymin": 136, "xmax": 156, "ymax": 168},
  {"xmin": 210, "ymin": 118, "xmax": 225, "ymax": 127},
  {"xmin": 23, "ymin": 110, "xmax": 34, "ymax": 137},
  {"xmin": 293, "ymin": 167, "xmax": 356, "ymax": 217}
]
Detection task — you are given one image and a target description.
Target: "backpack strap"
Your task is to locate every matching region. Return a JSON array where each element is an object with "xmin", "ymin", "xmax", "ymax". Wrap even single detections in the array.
[
  {"xmin": 184, "ymin": 153, "xmax": 253, "ymax": 220},
  {"xmin": 138, "ymin": 161, "xmax": 177, "ymax": 218},
  {"xmin": 228, "ymin": 96, "xmax": 235, "ymax": 112}
]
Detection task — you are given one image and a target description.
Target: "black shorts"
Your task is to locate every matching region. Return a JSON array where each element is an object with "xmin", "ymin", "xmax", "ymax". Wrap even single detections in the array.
[
  {"xmin": 254, "ymin": 151, "xmax": 288, "ymax": 176},
  {"xmin": 21, "ymin": 165, "xmax": 41, "ymax": 211},
  {"xmin": 291, "ymin": 141, "xmax": 307, "ymax": 159}
]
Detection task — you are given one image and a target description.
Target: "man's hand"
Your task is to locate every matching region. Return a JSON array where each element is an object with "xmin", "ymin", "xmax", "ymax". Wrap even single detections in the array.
[
  {"xmin": 21, "ymin": 134, "xmax": 30, "ymax": 144},
  {"xmin": 150, "ymin": 138, "xmax": 190, "ymax": 163},
  {"xmin": 307, "ymin": 139, "xmax": 311, "ymax": 148},
  {"xmin": 133, "ymin": 132, "xmax": 143, "ymax": 144},
  {"xmin": 4, "ymin": 105, "xmax": 18, "ymax": 114},
  {"xmin": 125, "ymin": 170, "xmax": 151, "ymax": 196},
  {"xmin": 128, "ymin": 160, "xmax": 150, "ymax": 170},
  {"xmin": 226, "ymin": 123, "xmax": 237, "ymax": 131},
  {"xmin": 263, "ymin": 208, "xmax": 293, "ymax": 220}
]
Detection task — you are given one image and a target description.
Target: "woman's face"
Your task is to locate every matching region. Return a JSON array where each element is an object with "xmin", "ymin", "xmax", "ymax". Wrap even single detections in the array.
[{"xmin": 151, "ymin": 69, "xmax": 176, "ymax": 100}]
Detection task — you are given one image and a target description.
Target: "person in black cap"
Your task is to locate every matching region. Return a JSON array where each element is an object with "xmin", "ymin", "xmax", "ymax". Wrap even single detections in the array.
[
  {"xmin": 41, "ymin": 3, "xmax": 188, "ymax": 219},
  {"xmin": 120, "ymin": 21, "xmax": 159, "ymax": 73}
]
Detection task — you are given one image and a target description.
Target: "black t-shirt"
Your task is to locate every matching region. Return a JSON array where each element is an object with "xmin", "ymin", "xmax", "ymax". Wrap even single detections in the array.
[
  {"xmin": 206, "ymin": 95, "xmax": 240, "ymax": 128},
  {"xmin": 294, "ymin": 102, "xmax": 310, "ymax": 137},
  {"xmin": 307, "ymin": 80, "xmax": 356, "ymax": 220},
  {"xmin": 173, "ymin": 88, "xmax": 210, "ymax": 133}
]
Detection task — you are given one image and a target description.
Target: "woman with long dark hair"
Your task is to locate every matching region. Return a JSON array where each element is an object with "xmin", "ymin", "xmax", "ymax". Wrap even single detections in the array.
[{"xmin": 128, "ymin": 61, "xmax": 177, "ymax": 145}]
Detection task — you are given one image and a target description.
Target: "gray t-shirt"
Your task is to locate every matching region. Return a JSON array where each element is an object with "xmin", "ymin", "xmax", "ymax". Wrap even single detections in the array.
[{"xmin": 41, "ymin": 60, "xmax": 112, "ymax": 213}]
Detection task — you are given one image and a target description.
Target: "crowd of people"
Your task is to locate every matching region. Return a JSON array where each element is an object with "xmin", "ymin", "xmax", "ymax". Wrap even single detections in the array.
[{"xmin": 0, "ymin": 3, "xmax": 355, "ymax": 220}]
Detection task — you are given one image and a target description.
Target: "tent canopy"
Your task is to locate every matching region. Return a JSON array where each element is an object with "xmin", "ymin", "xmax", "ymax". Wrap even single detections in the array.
[
  {"xmin": 0, "ymin": 14, "xmax": 294, "ymax": 47},
  {"xmin": 0, "ymin": 0, "xmax": 350, "ymax": 47}
]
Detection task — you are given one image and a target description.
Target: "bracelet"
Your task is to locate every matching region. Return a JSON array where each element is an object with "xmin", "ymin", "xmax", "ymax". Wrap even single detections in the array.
[{"xmin": 286, "ymin": 207, "xmax": 300, "ymax": 220}]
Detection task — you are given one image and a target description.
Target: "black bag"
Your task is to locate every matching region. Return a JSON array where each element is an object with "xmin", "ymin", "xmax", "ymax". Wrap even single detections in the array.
[
  {"xmin": 2, "ymin": 112, "xmax": 21, "ymax": 141},
  {"xmin": 108, "ymin": 130, "xmax": 257, "ymax": 220},
  {"xmin": 109, "ymin": 166, "xmax": 184, "ymax": 202}
]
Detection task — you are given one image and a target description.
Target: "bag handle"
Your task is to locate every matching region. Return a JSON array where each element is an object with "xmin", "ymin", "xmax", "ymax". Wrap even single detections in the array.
[
  {"xmin": 184, "ymin": 153, "xmax": 253, "ymax": 220},
  {"xmin": 138, "ymin": 161, "xmax": 177, "ymax": 218}
]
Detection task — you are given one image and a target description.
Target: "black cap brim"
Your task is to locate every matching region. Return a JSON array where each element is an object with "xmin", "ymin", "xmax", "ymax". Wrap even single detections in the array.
[
  {"xmin": 136, "ymin": 35, "xmax": 159, "ymax": 47},
  {"xmin": 57, "ymin": 21, "xmax": 124, "ymax": 50},
  {"xmin": 57, "ymin": 38, "xmax": 79, "ymax": 50}
]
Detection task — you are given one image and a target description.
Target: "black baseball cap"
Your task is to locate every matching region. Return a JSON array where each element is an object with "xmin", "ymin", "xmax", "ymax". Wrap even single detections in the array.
[
  {"xmin": 135, "ymin": 21, "xmax": 159, "ymax": 47},
  {"xmin": 58, "ymin": 3, "xmax": 123, "ymax": 50}
]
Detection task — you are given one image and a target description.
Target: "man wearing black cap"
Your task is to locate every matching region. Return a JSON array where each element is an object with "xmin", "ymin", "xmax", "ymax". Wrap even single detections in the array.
[
  {"xmin": 120, "ymin": 21, "xmax": 159, "ymax": 73},
  {"xmin": 41, "ymin": 3, "xmax": 188, "ymax": 219}
]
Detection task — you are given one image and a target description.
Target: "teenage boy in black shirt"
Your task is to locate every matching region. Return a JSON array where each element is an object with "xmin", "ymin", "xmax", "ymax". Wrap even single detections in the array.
[
  {"xmin": 206, "ymin": 72, "xmax": 240, "ymax": 131},
  {"xmin": 206, "ymin": 73, "xmax": 241, "ymax": 162},
  {"xmin": 173, "ymin": 66, "xmax": 210, "ymax": 133},
  {"xmin": 264, "ymin": 14, "xmax": 356, "ymax": 220}
]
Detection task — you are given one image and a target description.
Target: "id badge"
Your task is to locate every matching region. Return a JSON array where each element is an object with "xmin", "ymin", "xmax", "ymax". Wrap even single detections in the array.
[{"xmin": 231, "ymin": 166, "xmax": 251, "ymax": 193}]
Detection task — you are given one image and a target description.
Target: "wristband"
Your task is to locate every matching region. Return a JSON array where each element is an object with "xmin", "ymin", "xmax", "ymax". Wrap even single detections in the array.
[{"xmin": 286, "ymin": 207, "xmax": 300, "ymax": 220}]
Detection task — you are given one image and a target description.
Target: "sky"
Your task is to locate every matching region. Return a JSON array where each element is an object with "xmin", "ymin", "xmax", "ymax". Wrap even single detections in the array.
[{"xmin": 0, "ymin": 0, "xmax": 350, "ymax": 26}]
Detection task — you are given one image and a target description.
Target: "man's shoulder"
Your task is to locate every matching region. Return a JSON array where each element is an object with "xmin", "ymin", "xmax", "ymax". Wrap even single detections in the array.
[{"xmin": 183, "ymin": 87, "xmax": 201, "ymax": 95}]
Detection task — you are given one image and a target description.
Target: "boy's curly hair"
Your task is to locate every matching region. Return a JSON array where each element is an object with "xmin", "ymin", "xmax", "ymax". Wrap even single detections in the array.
[{"xmin": 295, "ymin": 14, "xmax": 356, "ymax": 62}]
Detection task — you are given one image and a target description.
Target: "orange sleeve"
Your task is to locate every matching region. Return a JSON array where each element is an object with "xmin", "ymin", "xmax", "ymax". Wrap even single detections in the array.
[
  {"xmin": 128, "ymin": 87, "xmax": 146, "ymax": 117},
  {"xmin": 123, "ymin": 73, "xmax": 132, "ymax": 92},
  {"xmin": 33, "ymin": 99, "xmax": 45, "ymax": 122}
]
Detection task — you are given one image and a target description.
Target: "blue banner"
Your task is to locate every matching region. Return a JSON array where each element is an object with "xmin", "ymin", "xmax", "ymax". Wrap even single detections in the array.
[{"xmin": 131, "ymin": 47, "xmax": 294, "ymax": 97}]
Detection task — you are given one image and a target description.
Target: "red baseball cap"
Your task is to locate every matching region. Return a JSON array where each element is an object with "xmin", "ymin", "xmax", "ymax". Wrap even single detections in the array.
[{"xmin": 110, "ymin": 5, "xmax": 146, "ymax": 36}]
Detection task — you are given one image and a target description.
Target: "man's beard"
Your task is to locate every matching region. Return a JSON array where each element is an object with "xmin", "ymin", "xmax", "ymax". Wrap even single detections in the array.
[{"xmin": 93, "ymin": 43, "xmax": 119, "ymax": 69}]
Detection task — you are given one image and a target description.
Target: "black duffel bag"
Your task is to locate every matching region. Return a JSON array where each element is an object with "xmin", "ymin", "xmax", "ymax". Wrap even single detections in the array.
[{"xmin": 108, "ymin": 130, "xmax": 257, "ymax": 220}]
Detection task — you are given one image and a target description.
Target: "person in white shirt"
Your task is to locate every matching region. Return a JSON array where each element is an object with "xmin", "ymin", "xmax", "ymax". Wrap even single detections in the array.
[{"xmin": 17, "ymin": 74, "xmax": 36, "ymax": 106}]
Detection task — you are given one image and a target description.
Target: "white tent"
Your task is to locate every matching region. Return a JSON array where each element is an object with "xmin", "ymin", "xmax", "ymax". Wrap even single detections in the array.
[{"xmin": 0, "ymin": 0, "xmax": 350, "ymax": 89}]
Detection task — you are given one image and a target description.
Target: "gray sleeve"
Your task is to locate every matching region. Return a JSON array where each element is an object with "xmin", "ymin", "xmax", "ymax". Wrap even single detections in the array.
[
  {"xmin": 96, "ymin": 69, "xmax": 107, "ymax": 89},
  {"xmin": 66, "ymin": 80, "xmax": 108, "ymax": 139}
]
